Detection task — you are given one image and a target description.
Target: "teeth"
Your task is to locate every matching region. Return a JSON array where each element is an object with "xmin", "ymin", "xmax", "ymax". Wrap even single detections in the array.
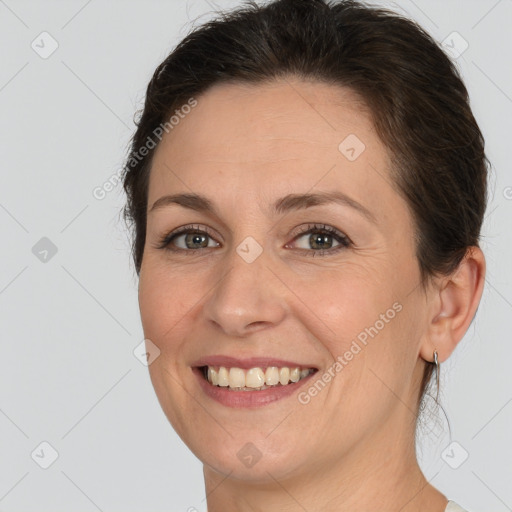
[
  {"xmin": 265, "ymin": 366, "xmax": 279, "ymax": 385},
  {"xmin": 279, "ymin": 367, "xmax": 290, "ymax": 385},
  {"xmin": 218, "ymin": 367, "xmax": 229, "ymax": 387},
  {"xmin": 208, "ymin": 367, "xmax": 219, "ymax": 386},
  {"xmin": 245, "ymin": 368, "xmax": 265, "ymax": 388},
  {"xmin": 229, "ymin": 367, "xmax": 245, "ymax": 388},
  {"xmin": 290, "ymin": 368, "xmax": 300, "ymax": 383},
  {"xmin": 204, "ymin": 365, "xmax": 314, "ymax": 390}
]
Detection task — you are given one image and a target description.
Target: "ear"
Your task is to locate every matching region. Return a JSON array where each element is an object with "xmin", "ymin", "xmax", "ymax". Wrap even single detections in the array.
[{"xmin": 419, "ymin": 246, "xmax": 486, "ymax": 364}]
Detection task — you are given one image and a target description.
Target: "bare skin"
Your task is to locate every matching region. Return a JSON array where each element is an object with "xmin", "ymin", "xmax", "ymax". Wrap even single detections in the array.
[{"xmin": 137, "ymin": 77, "xmax": 486, "ymax": 511}]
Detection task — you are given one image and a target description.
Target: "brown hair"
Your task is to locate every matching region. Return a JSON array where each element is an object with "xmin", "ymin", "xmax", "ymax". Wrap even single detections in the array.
[{"xmin": 122, "ymin": 0, "xmax": 488, "ymax": 413}]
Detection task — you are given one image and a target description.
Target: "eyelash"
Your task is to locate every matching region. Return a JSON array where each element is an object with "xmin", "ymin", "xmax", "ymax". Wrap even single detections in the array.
[{"xmin": 155, "ymin": 223, "xmax": 352, "ymax": 257}]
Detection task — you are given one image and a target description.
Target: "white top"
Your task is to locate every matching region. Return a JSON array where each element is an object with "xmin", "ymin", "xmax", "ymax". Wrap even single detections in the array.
[{"xmin": 446, "ymin": 500, "xmax": 468, "ymax": 512}]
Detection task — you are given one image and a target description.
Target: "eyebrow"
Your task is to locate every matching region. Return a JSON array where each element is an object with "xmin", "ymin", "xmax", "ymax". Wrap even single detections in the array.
[{"xmin": 148, "ymin": 191, "xmax": 377, "ymax": 224}]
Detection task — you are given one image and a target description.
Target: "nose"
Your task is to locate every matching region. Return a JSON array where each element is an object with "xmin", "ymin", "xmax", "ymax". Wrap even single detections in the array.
[{"xmin": 202, "ymin": 240, "xmax": 288, "ymax": 338}]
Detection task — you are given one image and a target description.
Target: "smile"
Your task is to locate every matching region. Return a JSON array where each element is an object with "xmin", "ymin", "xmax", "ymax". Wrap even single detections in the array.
[
  {"xmin": 191, "ymin": 356, "xmax": 319, "ymax": 407},
  {"xmin": 201, "ymin": 365, "xmax": 316, "ymax": 391}
]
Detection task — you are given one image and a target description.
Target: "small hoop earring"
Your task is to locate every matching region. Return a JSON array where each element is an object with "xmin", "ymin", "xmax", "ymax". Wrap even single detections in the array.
[{"xmin": 433, "ymin": 349, "xmax": 440, "ymax": 404}]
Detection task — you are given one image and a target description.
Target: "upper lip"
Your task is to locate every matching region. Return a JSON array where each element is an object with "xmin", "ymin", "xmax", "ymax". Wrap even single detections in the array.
[{"xmin": 191, "ymin": 355, "xmax": 318, "ymax": 370}]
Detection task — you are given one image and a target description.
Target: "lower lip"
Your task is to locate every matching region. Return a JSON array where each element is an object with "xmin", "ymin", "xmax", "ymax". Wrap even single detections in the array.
[{"xmin": 193, "ymin": 367, "xmax": 317, "ymax": 408}]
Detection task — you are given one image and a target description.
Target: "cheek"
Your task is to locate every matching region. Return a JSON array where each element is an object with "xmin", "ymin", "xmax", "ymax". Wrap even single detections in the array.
[
  {"xmin": 306, "ymin": 261, "xmax": 415, "ymax": 402},
  {"xmin": 304, "ymin": 262, "xmax": 397, "ymax": 342},
  {"xmin": 138, "ymin": 266, "xmax": 197, "ymax": 438},
  {"xmin": 138, "ymin": 262, "xmax": 192, "ymax": 341}
]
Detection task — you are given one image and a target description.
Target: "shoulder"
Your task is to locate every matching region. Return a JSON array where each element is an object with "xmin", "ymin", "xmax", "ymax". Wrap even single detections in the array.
[{"xmin": 445, "ymin": 500, "xmax": 470, "ymax": 512}]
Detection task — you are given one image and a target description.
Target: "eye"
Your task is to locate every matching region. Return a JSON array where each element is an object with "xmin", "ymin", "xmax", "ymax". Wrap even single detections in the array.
[
  {"xmin": 155, "ymin": 224, "xmax": 220, "ymax": 252},
  {"xmin": 286, "ymin": 223, "xmax": 351, "ymax": 257}
]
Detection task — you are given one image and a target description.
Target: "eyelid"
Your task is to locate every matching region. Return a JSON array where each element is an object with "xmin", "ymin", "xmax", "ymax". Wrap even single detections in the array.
[{"xmin": 288, "ymin": 223, "xmax": 351, "ymax": 243}]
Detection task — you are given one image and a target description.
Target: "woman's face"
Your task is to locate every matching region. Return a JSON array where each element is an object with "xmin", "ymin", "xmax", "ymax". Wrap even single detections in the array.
[{"xmin": 138, "ymin": 78, "xmax": 431, "ymax": 482}]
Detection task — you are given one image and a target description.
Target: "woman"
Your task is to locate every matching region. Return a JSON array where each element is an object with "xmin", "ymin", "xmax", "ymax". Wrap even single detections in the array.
[{"xmin": 122, "ymin": 0, "xmax": 488, "ymax": 510}]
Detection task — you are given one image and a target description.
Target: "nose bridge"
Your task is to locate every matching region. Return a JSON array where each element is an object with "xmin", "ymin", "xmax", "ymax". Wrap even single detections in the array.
[{"xmin": 203, "ymin": 235, "xmax": 287, "ymax": 336}]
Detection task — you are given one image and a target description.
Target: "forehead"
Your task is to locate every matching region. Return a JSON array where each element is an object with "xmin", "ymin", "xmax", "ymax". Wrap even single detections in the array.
[
  {"xmin": 153, "ymin": 78, "xmax": 375, "ymax": 165},
  {"xmin": 147, "ymin": 78, "xmax": 407, "ymax": 231}
]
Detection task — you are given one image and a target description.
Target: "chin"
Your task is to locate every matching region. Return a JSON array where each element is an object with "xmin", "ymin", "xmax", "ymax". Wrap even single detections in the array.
[{"xmin": 182, "ymin": 427, "xmax": 314, "ymax": 484}]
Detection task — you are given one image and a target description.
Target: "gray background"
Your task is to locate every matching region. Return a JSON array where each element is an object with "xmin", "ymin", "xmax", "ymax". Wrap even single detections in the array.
[{"xmin": 0, "ymin": 0, "xmax": 511, "ymax": 510}]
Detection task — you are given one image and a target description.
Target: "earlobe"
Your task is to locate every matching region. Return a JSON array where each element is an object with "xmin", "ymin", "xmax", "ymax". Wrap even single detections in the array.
[{"xmin": 419, "ymin": 246, "xmax": 486, "ymax": 364}]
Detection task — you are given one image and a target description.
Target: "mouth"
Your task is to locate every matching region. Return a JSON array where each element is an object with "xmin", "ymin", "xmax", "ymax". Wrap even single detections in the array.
[
  {"xmin": 198, "ymin": 365, "xmax": 317, "ymax": 391},
  {"xmin": 191, "ymin": 357, "xmax": 319, "ymax": 408}
]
